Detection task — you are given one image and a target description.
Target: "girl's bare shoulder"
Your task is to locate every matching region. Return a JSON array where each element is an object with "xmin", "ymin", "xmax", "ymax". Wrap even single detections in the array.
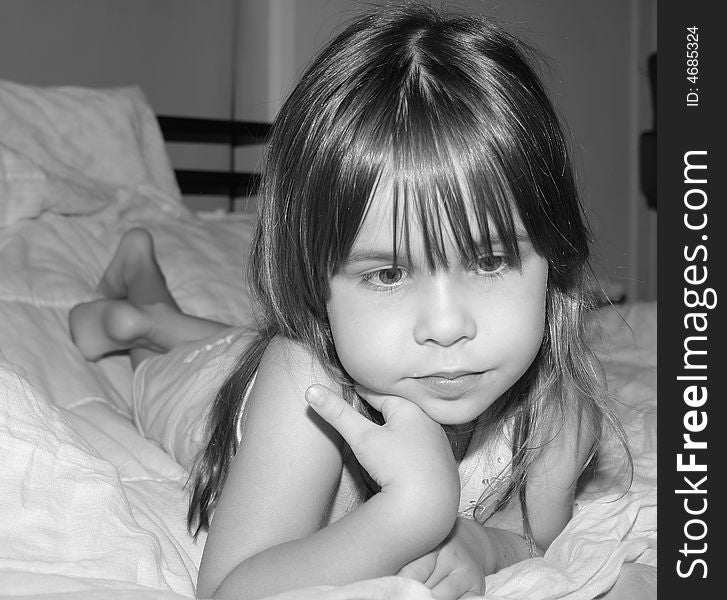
[{"xmin": 253, "ymin": 335, "xmax": 341, "ymax": 404}]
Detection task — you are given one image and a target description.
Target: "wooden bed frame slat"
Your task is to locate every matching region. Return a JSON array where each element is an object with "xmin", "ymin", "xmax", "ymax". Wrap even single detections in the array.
[
  {"xmin": 173, "ymin": 170, "xmax": 262, "ymax": 198},
  {"xmin": 157, "ymin": 115, "xmax": 271, "ymax": 206},
  {"xmin": 157, "ymin": 116, "xmax": 271, "ymax": 146}
]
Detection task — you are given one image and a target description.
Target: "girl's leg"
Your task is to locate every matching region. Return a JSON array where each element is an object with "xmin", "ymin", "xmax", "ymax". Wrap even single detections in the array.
[
  {"xmin": 69, "ymin": 228, "xmax": 231, "ymax": 366},
  {"xmin": 69, "ymin": 299, "xmax": 231, "ymax": 364}
]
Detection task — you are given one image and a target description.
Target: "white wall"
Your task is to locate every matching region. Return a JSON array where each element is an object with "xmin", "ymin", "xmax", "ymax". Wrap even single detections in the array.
[
  {"xmin": 238, "ymin": 0, "xmax": 657, "ymax": 300},
  {"xmin": 0, "ymin": 0, "xmax": 235, "ymax": 117}
]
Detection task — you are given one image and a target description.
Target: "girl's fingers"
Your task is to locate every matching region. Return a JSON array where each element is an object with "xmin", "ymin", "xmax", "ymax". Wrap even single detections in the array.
[
  {"xmin": 397, "ymin": 553, "xmax": 437, "ymax": 583},
  {"xmin": 430, "ymin": 574, "xmax": 483, "ymax": 600},
  {"xmin": 354, "ymin": 385, "xmax": 413, "ymax": 420},
  {"xmin": 305, "ymin": 384, "xmax": 374, "ymax": 445}
]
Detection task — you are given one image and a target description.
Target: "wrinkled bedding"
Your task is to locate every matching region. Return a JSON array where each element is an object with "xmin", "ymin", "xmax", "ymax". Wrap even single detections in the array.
[{"xmin": 0, "ymin": 80, "xmax": 656, "ymax": 599}]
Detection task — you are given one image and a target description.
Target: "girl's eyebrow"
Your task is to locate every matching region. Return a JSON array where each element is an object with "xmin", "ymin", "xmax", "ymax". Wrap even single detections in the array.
[{"xmin": 344, "ymin": 249, "xmax": 397, "ymax": 265}]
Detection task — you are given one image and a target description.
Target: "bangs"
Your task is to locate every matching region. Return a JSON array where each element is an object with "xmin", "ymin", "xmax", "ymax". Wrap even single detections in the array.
[
  {"xmin": 324, "ymin": 78, "xmax": 532, "ymax": 274},
  {"xmin": 382, "ymin": 130, "xmax": 526, "ymax": 271},
  {"xmin": 318, "ymin": 119, "xmax": 528, "ymax": 276}
]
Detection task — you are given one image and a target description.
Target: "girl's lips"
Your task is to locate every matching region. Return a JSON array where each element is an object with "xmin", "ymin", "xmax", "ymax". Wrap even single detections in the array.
[{"xmin": 413, "ymin": 372, "xmax": 484, "ymax": 399}]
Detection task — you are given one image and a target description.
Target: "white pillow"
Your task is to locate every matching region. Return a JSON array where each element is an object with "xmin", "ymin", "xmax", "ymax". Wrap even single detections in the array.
[{"xmin": 0, "ymin": 80, "xmax": 182, "ymax": 226}]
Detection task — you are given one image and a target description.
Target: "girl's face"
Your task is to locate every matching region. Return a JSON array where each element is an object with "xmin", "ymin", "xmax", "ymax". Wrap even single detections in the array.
[{"xmin": 327, "ymin": 180, "xmax": 548, "ymax": 425}]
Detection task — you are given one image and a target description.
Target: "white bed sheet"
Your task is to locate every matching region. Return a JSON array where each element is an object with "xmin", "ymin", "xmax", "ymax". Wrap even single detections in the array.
[{"xmin": 0, "ymin": 80, "xmax": 656, "ymax": 600}]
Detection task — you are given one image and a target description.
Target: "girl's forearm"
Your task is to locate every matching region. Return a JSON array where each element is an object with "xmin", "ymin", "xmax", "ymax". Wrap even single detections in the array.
[{"xmin": 211, "ymin": 491, "xmax": 452, "ymax": 600}]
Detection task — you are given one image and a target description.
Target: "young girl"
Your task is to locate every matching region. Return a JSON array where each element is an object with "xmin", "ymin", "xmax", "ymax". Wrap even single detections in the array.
[{"xmin": 71, "ymin": 4, "xmax": 629, "ymax": 600}]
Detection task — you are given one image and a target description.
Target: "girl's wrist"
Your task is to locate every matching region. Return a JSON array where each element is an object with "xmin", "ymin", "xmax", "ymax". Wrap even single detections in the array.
[{"xmin": 376, "ymin": 484, "xmax": 459, "ymax": 551}]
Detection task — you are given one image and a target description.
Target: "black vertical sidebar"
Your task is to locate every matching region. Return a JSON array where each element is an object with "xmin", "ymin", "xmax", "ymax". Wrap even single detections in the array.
[{"xmin": 659, "ymin": 1, "xmax": 725, "ymax": 595}]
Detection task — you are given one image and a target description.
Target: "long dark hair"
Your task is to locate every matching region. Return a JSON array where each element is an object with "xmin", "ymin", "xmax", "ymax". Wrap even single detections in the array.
[{"xmin": 187, "ymin": 2, "xmax": 629, "ymax": 536}]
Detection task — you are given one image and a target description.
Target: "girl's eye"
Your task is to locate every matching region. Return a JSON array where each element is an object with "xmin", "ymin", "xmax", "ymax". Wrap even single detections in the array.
[
  {"xmin": 473, "ymin": 255, "xmax": 509, "ymax": 275},
  {"xmin": 361, "ymin": 266, "xmax": 407, "ymax": 288}
]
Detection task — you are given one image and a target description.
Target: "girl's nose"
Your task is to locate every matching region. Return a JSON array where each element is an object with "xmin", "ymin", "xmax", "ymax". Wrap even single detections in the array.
[{"xmin": 413, "ymin": 277, "xmax": 477, "ymax": 347}]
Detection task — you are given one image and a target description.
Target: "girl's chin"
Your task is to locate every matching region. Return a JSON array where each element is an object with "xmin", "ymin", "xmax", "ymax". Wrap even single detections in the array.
[
  {"xmin": 424, "ymin": 410, "xmax": 483, "ymax": 426},
  {"xmin": 417, "ymin": 394, "xmax": 499, "ymax": 426}
]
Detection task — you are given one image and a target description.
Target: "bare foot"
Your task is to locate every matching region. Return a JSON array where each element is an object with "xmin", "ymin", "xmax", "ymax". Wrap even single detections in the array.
[
  {"xmin": 69, "ymin": 298, "xmax": 163, "ymax": 361},
  {"xmin": 98, "ymin": 228, "xmax": 176, "ymax": 309}
]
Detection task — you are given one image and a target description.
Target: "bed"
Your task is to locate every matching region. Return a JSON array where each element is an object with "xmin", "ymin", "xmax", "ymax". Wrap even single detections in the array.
[{"xmin": 0, "ymin": 80, "xmax": 656, "ymax": 600}]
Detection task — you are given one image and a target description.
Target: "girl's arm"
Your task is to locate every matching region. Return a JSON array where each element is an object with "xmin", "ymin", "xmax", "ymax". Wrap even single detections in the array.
[
  {"xmin": 480, "ymin": 396, "xmax": 599, "ymax": 568},
  {"xmin": 508, "ymin": 359, "xmax": 606, "ymax": 555},
  {"xmin": 515, "ymin": 399, "xmax": 600, "ymax": 552},
  {"xmin": 196, "ymin": 337, "xmax": 459, "ymax": 600}
]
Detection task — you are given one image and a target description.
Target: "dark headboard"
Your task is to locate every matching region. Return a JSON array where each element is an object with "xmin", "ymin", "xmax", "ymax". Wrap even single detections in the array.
[
  {"xmin": 157, "ymin": 116, "xmax": 271, "ymax": 210},
  {"xmin": 639, "ymin": 53, "xmax": 656, "ymax": 210}
]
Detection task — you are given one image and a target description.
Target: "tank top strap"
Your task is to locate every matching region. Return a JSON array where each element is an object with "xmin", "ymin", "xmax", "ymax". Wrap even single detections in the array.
[{"xmin": 235, "ymin": 371, "xmax": 257, "ymax": 444}]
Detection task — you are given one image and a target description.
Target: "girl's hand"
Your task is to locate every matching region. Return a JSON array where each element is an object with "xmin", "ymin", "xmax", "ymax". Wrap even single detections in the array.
[
  {"xmin": 397, "ymin": 517, "xmax": 489, "ymax": 600},
  {"xmin": 305, "ymin": 384, "xmax": 460, "ymax": 539}
]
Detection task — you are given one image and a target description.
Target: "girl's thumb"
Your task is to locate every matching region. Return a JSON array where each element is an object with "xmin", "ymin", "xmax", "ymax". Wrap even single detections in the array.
[
  {"xmin": 354, "ymin": 385, "xmax": 407, "ymax": 418},
  {"xmin": 306, "ymin": 384, "xmax": 372, "ymax": 445}
]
